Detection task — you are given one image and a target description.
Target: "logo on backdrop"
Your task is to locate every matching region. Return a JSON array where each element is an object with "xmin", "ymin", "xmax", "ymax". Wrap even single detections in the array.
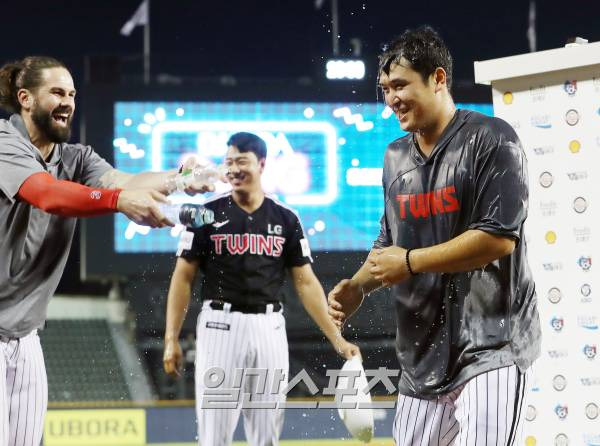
[
  {"xmin": 573, "ymin": 197, "xmax": 588, "ymax": 214},
  {"xmin": 578, "ymin": 256, "xmax": 592, "ymax": 271},
  {"xmin": 543, "ymin": 262, "xmax": 563, "ymax": 271},
  {"xmin": 545, "ymin": 231, "xmax": 557, "ymax": 244},
  {"xmin": 581, "ymin": 376, "xmax": 600, "ymax": 386},
  {"xmin": 586, "ymin": 403, "xmax": 599, "ymax": 420},
  {"xmin": 573, "ymin": 227, "xmax": 591, "ymax": 243},
  {"xmin": 563, "ymin": 80, "xmax": 577, "ymax": 96},
  {"xmin": 547, "ymin": 287, "xmax": 562, "ymax": 304},
  {"xmin": 525, "ymin": 405, "xmax": 537, "ymax": 421},
  {"xmin": 565, "ymin": 109, "xmax": 580, "ymax": 126},
  {"xmin": 530, "ymin": 85, "xmax": 547, "ymax": 102},
  {"xmin": 539, "ymin": 171, "xmax": 554, "ymax": 188},
  {"xmin": 547, "ymin": 349, "xmax": 568, "ymax": 359},
  {"xmin": 531, "ymin": 114, "xmax": 552, "ymax": 129},
  {"xmin": 568, "ymin": 140, "xmax": 581, "ymax": 153},
  {"xmin": 552, "ymin": 375, "xmax": 567, "ymax": 391},
  {"xmin": 532, "ymin": 145, "xmax": 554, "ymax": 155},
  {"xmin": 581, "ymin": 283, "xmax": 592, "ymax": 303},
  {"xmin": 578, "ymin": 316, "xmax": 599, "ymax": 330},
  {"xmin": 550, "ymin": 317, "xmax": 565, "ymax": 332},
  {"xmin": 583, "ymin": 344, "xmax": 597, "ymax": 360},
  {"xmin": 567, "ymin": 170, "xmax": 587, "ymax": 180},
  {"xmin": 554, "ymin": 404, "xmax": 568, "ymax": 420},
  {"xmin": 583, "ymin": 434, "xmax": 600, "ymax": 446},
  {"xmin": 540, "ymin": 200, "xmax": 557, "ymax": 217},
  {"xmin": 554, "ymin": 434, "xmax": 569, "ymax": 446}
]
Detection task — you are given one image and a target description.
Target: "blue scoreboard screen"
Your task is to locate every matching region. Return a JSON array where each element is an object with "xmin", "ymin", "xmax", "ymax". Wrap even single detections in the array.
[{"xmin": 113, "ymin": 102, "xmax": 492, "ymax": 253}]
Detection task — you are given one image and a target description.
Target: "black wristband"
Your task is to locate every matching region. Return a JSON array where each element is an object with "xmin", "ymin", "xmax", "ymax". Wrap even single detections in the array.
[{"xmin": 406, "ymin": 249, "xmax": 417, "ymax": 276}]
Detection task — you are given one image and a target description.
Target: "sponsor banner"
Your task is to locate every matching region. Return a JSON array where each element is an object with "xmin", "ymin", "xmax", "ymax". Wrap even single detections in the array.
[
  {"xmin": 44, "ymin": 409, "xmax": 146, "ymax": 446},
  {"xmin": 492, "ymin": 65, "xmax": 600, "ymax": 445}
]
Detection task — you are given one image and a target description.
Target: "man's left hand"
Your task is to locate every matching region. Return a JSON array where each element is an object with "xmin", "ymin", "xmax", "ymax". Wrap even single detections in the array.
[
  {"xmin": 368, "ymin": 246, "xmax": 410, "ymax": 286},
  {"xmin": 181, "ymin": 157, "xmax": 218, "ymax": 195}
]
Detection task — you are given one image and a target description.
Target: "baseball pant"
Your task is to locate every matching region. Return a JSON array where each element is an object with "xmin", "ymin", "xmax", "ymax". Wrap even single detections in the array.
[
  {"xmin": 393, "ymin": 364, "xmax": 532, "ymax": 446},
  {"xmin": 0, "ymin": 330, "xmax": 48, "ymax": 446},
  {"xmin": 194, "ymin": 302, "xmax": 288, "ymax": 446}
]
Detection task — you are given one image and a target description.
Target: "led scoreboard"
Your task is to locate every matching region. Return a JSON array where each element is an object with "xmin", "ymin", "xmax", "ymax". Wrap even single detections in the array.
[{"xmin": 113, "ymin": 101, "xmax": 492, "ymax": 253}]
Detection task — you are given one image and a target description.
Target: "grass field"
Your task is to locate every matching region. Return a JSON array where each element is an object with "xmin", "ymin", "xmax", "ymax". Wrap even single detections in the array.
[{"xmin": 149, "ymin": 439, "xmax": 394, "ymax": 445}]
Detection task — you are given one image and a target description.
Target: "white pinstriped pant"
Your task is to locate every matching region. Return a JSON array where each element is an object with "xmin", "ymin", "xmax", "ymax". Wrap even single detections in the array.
[
  {"xmin": 0, "ymin": 331, "xmax": 48, "ymax": 446},
  {"xmin": 393, "ymin": 365, "xmax": 532, "ymax": 446},
  {"xmin": 194, "ymin": 303, "xmax": 289, "ymax": 446}
]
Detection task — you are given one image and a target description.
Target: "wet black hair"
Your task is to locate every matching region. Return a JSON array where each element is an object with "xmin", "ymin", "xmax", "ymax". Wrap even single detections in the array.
[
  {"xmin": 379, "ymin": 26, "xmax": 453, "ymax": 90},
  {"xmin": 227, "ymin": 132, "xmax": 267, "ymax": 160}
]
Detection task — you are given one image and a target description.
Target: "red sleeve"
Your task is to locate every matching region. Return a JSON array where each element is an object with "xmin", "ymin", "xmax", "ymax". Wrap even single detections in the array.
[{"xmin": 17, "ymin": 172, "xmax": 121, "ymax": 217}]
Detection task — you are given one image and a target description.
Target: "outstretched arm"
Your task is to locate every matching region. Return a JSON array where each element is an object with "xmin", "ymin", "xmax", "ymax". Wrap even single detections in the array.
[
  {"xmin": 17, "ymin": 171, "xmax": 172, "ymax": 227},
  {"xmin": 290, "ymin": 264, "xmax": 361, "ymax": 359}
]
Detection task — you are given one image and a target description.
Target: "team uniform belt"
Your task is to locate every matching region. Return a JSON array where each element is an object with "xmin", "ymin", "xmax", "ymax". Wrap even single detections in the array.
[
  {"xmin": 204, "ymin": 299, "xmax": 282, "ymax": 314},
  {"xmin": 0, "ymin": 329, "xmax": 37, "ymax": 343}
]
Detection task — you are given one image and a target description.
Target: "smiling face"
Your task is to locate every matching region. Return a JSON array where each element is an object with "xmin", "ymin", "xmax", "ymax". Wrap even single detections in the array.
[
  {"xmin": 224, "ymin": 145, "xmax": 265, "ymax": 193},
  {"xmin": 379, "ymin": 58, "xmax": 440, "ymax": 133},
  {"xmin": 26, "ymin": 67, "xmax": 76, "ymax": 143}
]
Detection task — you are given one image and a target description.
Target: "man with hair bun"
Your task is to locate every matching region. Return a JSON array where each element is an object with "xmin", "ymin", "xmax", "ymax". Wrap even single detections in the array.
[{"xmin": 0, "ymin": 56, "xmax": 210, "ymax": 446}]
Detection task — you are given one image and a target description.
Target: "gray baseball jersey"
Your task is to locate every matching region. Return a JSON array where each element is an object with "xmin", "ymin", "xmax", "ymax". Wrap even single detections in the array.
[
  {"xmin": 0, "ymin": 114, "xmax": 112, "ymax": 337},
  {"xmin": 375, "ymin": 109, "xmax": 541, "ymax": 398}
]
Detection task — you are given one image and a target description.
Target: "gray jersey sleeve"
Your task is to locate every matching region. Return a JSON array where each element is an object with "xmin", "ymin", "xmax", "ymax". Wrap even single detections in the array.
[
  {"xmin": 468, "ymin": 127, "xmax": 528, "ymax": 242},
  {"xmin": 76, "ymin": 145, "xmax": 113, "ymax": 187},
  {"xmin": 373, "ymin": 212, "xmax": 392, "ymax": 248},
  {"xmin": 0, "ymin": 135, "xmax": 44, "ymax": 201},
  {"xmin": 373, "ymin": 170, "xmax": 393, "ymax": 249}
]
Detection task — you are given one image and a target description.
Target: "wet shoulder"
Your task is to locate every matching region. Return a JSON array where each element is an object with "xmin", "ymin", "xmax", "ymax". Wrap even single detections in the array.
[{"xmin": 461, "ymin": 110, "xmax": 519, "ymax": 145}]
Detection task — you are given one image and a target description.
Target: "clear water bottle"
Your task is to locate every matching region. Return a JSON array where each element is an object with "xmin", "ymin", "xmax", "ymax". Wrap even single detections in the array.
[
  {"xmin": 160, "ymin": 203, "xmax": 215, "ymax": 228},
  {"xmin": 165, "ymin": 164, "xmax": 227, "ymax": 193}
]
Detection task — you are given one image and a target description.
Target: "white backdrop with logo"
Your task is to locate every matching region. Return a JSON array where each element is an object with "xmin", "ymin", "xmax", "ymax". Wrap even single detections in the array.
[{"xmin": 475, "ymin": 42, "xmax": 600, "ymax": 446}]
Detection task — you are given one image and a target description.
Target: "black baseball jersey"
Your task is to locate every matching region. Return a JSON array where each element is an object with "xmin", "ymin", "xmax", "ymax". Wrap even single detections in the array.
[
  {"xmin": 375, "ymin": 109, "xmax": 541, "ymax": 397},
  {"xmin": 178, "ymin": 193, "xmax": 312, "ymax": 305}
]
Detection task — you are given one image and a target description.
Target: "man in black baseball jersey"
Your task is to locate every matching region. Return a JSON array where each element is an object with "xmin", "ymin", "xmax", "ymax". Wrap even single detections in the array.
[
  {"xmin": 163, "ymin": 132, "xmax": 360, "ymax": 446},
  {"xmin": 0, "ymin": 56, "xmax": 211, "ymax": 446},
  {"xmin": 328, "ymin": 27, "xmax": 541, "ymax": 446}
]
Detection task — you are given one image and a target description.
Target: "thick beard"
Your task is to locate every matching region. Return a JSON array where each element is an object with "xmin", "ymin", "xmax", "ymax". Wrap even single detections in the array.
[{"xmin": 31, "ymin": 106, "xmax": 72, "ymax": 143}]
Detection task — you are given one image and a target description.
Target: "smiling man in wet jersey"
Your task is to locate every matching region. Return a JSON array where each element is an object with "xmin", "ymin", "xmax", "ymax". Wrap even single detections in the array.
[
  {"xmin": 163, "ymin": 132, "xmax": 360, "ymax": 446},
  {"xmin": 328, "ymin": 26, "xmax": 541, "ymax": 446}
]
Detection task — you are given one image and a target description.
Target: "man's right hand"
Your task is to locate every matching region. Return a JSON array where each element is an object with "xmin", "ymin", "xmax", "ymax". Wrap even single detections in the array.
[
  {"xmin": 163, "ymin": 338, "xmax": 183, "ymax": 378},
  {"xmin": 116, "ymin": 189, "xmax": 173, "ymax": 228},
  {"xmin": 327, "ymin": 279, "xmax": 364, "ymax": 329}
]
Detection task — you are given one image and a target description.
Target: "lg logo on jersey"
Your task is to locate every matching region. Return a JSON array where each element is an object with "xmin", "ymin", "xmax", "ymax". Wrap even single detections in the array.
[
  {"xmin": 396, "ymin": 185, "xmax": 460, "ymax": 219},
  {"xmin": 268, "ymin": 224, "xmax": 283, "ymax": 235}
]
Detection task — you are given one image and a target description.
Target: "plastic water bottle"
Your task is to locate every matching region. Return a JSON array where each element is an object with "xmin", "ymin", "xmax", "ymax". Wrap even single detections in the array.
[
  {"xmin": 166, "ymin": 164, "xmax": 226, "ymax": 193},
  {"xmin": 160, "ymin": 203, "xmax": 215, "ymax": 228}
]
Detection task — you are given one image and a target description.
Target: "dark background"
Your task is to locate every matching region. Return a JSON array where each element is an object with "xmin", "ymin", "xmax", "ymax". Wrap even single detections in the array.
[
  {"xmin": 2, "ymin": 0, "xmax": 596, "ymax": 294},
  {"xmin": 4, "ymin": 0, "xmax": 598, "ymax": 85},
  {"xmin": 3, "ymin": 0, "xmax": 598, "ymax": 398}
]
